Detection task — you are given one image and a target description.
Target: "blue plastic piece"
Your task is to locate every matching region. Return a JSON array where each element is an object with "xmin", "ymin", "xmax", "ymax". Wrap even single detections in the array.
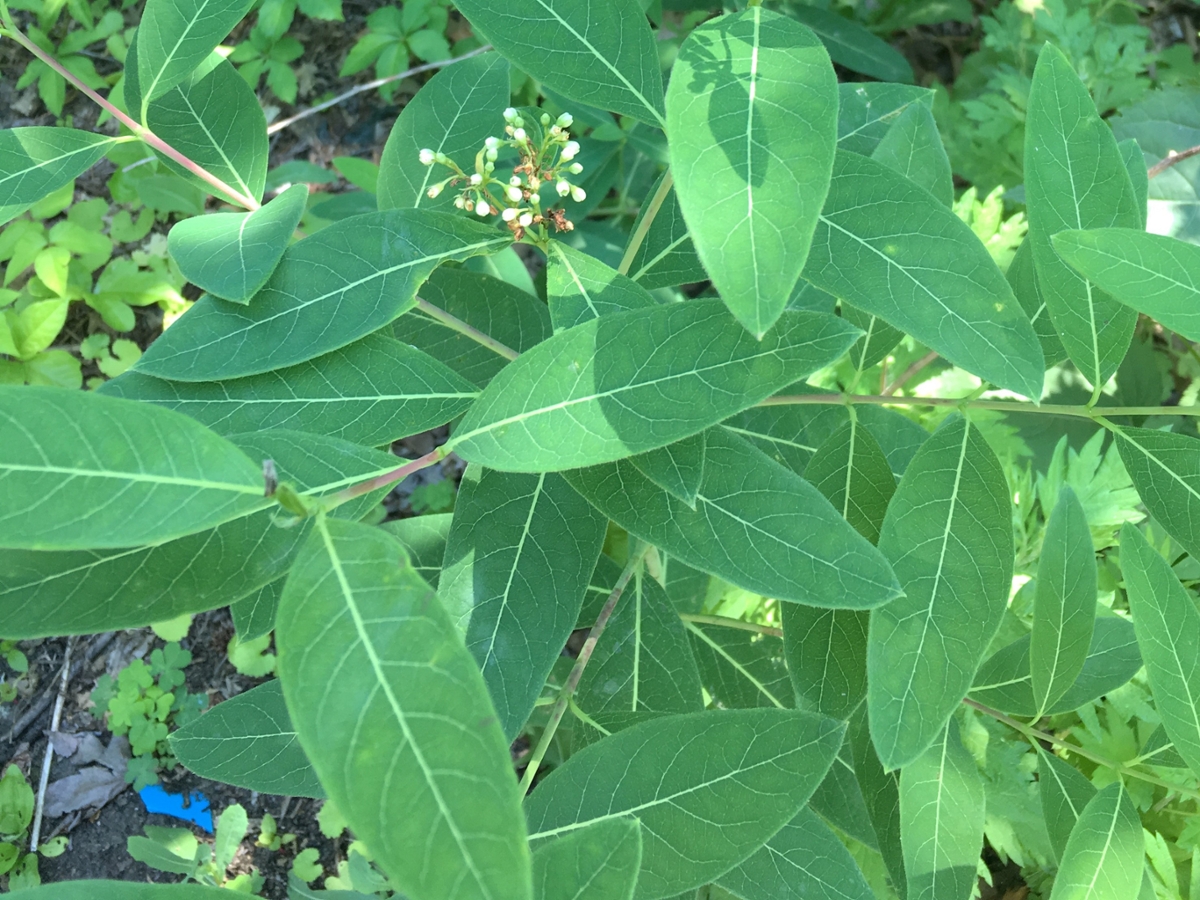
[{"xmin": 138, "ymin": 784, "xmax": 213, "ymax": 833}]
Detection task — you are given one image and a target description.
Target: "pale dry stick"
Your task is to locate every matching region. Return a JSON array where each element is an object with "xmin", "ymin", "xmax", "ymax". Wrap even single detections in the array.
[
  {"xmin": 0, "ymin": 25, "xmax": 260, "ymax": 211},
  {"xmin": 29, "ymin": 638, "xmax": 74, "ymax": 853},
  {"xmin": 414, "ymin": 297, "xmax": 518, "ymax": 360},
  {"xmin": 518, "ymin": 543, "xmax": 650, "ymax": 796},
  {"xmin": 8, "ymin": 632, "xmax": 116, "ymax": 743},
  {"xmin": 266, "ymin": 45, "xmax": 494, "ymax": 136},
  {"xmin": 617, "ymin": 169, "xmax": 674, "ymax": 276}
]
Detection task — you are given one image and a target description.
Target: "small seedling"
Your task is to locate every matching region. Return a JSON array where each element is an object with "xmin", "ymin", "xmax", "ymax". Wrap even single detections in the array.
[
  {"xmin": 254, "ymin": 812, "xmax": 295, "ymax": 852},
  {"xmin": 127, "ymin": 802, "xmax": 261, "ymax": 891}
]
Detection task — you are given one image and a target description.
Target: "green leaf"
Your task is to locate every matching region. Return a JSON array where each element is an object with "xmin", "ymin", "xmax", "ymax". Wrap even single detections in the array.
[
  {"xmin": 1007, "ymin": 237, "xmax": 1066, "ymax": 367},
  {"xmin": 1112, "ymin": 426, "xmax": 1200, "ymax": 560},
  {"xmin": 842, "ymin": 304, "xmax": 905, "ymax": 374},
  {"xmin": 171, "ymin": 679, "xmax": 321, "ymax": 798},
  {"xmin": 134, "ymin": 210, "xmax": 510, "ymax": 381},
  {"xmin": 1118, "ymin": 138, "xmax": 1148, "ymax": 230},
  {"xmin": 969, "ymin": 617, "xmax": 1141, "ymax": 717},
  {"xmin": 450, "ymin": 302, "xmax": 860, "ymax": 472},
  {"xmin": 146, "ymin": 57, "xmax": 267, "ymax": 203},
  {"xmin": 102, "ymin": 333, "xmax": 477, "ymax": 448},
  {"xmin": 0, "ymin": 386, "xmax": 265, "ymax": 550},
  {"xmin": 168, "ymin": 184, "xmax": 306, "ymax": 303},
  {"xmin": 453, "ymin": 0, "xmax": 665, "ymax": 126},
  {"xmin": 532, "ymin": 819, "xmax": 642, "ymax": 900},
  {"xmin": 808, "ymin": 742, "xmax": 878, "ymax": 850},
  {"xmin": 717, "ymin": 807, "xmax": 874, "ymax": 900},
  {"xmin": 871, "ymin": 102, "xmax": 953, "ymax": 207},
  {"xmin": 380, "ymin": 513, "xmax": 453, "ymax": 588},
  {"xmin": 785, "ymin": 5, "xmax": 914, "ymax": 83},
  {"xmin": 1049, "ymin": 783, "xmax": 1142, "ymax": 900},
  {"xmin": 868, "ymin": 415, "xmax": 1014, "ymax": 770},
  {"xmin": 1037, "ymin": 746, "xmax": 1096, "ymax": 863},
  {"xmin": 1052, "ymin": 229, "xmax": 1200, "ymax": 343},
  {"xmin": 0, "ymin": 128, "xmax": 119, "ymax": 225},
  {"xmin": 397, "ymin": 266, "xmax": 552, "ymax": 388},
  {"xmin": 576, "ymin": 566, "xmax": 704, "ymax": 717},
  {"xmin": 837, "ymin": 83, "xmax": 934, "ymax": 157},
  {"xmin": 849, "ymin": 708, "xmax": 905, "ymax": 896},
  {"xmin": 230, "ymin": 576, "xmax": 282, "ymax": 641},
  {"xmin": 783, "ymin": 605, "xmax": 867, "ymax": 721},
  {"xmin": 1030, "ymin": 486, "xmax": 1097, "ymax": 718},
  {"xmin": 666, "ymin": 8, "xmax": 837, "ymax": 336},
  {"xmin": 685, "ymin": 621, "xmax": 791, "ymax": 710},
  {"xmin": 565, "ymin": 427, "xmax": 901, "ymax": 609},
  {"xmin": 899, "ymin": 719, "xmax": 984, "ymax": 900},
  {"xmin": 546, "ymin": 242, "xmax": 658, "ymax": 332},
  {"xmin": 805, "ymin": 152, "xmax": 1045, "ymax": 399},
  {"xmin": 438, "ymin": 467, "xmax": 607, "ymax": 739},
  {"xmin": 277, "ymin": 517, "xmax": 531, "ymax": 900},
  {"xmin": 804, "ymin": 418, "xmax": 897, "ymax": 545},
  {"xmin": 133, "ymin": 0, "xmax": 254, "ymax": 117},
  {"xmin": 8, "ymin": 882, "xmax": 236, "ymax": 898},
  {"xmin": 1025, "ymin": 43, "xmax": 1142, "ymax": 392},
  {"xmin": 524, "ymin": 708, "xmax": 845, "ymax": 900},
  {"xmin": 1120, "ymin": 523, "xmax": 1200, "ymax": 780},
  {"xmin": 0, "ymin": 429, "xmax": 396, "ymax": 637},
  {"xmin": 377, "ymin": 52, "xmax": 511, "ymax": 211},
  {"xmin": 624, "ymin": 172, "xmax": 706, "ymax": 290},
  {"xmin": 628, "ymin": 432, "xmax": 705, "ymax": 508}
]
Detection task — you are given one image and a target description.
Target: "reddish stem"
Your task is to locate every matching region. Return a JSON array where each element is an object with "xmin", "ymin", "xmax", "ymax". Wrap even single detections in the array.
[{"xmin": 326, "ymin": 447, "xmax": 445, "ymax": 508}]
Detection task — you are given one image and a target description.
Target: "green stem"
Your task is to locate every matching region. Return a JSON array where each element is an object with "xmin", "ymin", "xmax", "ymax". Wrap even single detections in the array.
[
  {"xmin": 414, "ymin": 297, "xmax": 518, "ymax": 361},
  {"xmin": 761, "ymin": 392, "xmax": 1200, "ymax": 420},
  {"xmin": 618, "ymin": 169, "xmax": 673, "ymax": 276},
  {"xmin": 519, "ymin": 543, "xmax": 649, "ymax": 795},
  {"xmin": 2, "ymin": 25, "xmax": 260, "ymax": 211},
  {"xmin": 678, "ymin": 613, "xmax": 782, "ymax": 638}
]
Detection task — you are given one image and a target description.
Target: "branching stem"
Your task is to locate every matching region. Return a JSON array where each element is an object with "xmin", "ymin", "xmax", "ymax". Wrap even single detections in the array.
[
  {"xmin": 679, "ymin": 613, "xmax": 782, "ymax": 638},
  {"xmin": 761, "ymin": 392, "xmax": 1200, "ymax": 419},
  {"xmin": 414, "ymin": 297, "xmax": 519, "ymax": 361},
  {"xmin": 618, "ymin": 169, "xmax": 673, "ymax": 276}
]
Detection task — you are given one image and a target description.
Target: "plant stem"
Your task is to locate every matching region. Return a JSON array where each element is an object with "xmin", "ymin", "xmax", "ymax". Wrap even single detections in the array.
[
  {"xmin": 882, "ymin": 351, "xmax": 939, "ymax": 396},
  {"xmin": 964, "ymin": 698, "xmax": 1200, "ymax": 802},
  {"xmin": 518, "ymin": 544, "xmax": 649, "ymax": 795},
  {"xmin": 1, "ymin": 25, "xmax": 260, "ymax": 211},
  {"xmin": 679, "ymin": 613, "xmax": 782, "ymax": 638},
  {"xmin": 324, "ymin": 447, "xmax": 445, "ymax": 509},
  {"xmin": 618, "ymin": 169, "xmax": 673, "ymax": 276},
  {"xmin": 761, "ymin": 392, "xmax": 1200, "ymax": 419},
  {"xmin": 1149, "ymin": 144, "xmax": 1200, "ymax": 179},
  {"xmin": 414, "ymin": 297, "xmax": 518, "ymax": 361}
]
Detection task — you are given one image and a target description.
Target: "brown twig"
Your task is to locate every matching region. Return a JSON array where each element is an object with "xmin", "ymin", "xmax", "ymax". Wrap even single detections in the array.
[
  {"xmin": 8, "ymin": 632, "xmax": 116, "ymax": 745},
  {"xmin": 882, "ymin": 350, "xmax": 939, "ymax": 396},
  {"xmin": 1149, "ymin": 145, "xmax": 1200, "ymax": 179}
]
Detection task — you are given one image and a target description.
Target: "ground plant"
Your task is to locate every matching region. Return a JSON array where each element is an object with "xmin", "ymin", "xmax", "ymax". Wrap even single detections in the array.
[{"xmin": 5, "ymin": 0, "xmax": 1200, "ymax": 898}]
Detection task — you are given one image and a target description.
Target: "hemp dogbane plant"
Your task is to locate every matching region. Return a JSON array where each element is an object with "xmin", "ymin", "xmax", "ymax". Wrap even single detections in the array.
[{"xmin": 5, "ymin": 0, "xmax": 1200, "ymax": 896}]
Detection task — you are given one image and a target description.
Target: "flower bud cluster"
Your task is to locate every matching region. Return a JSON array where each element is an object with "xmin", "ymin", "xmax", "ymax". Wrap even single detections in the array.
[{"xmin": 417, "ymin": 107, "xmax": 589, "ymax": 243}]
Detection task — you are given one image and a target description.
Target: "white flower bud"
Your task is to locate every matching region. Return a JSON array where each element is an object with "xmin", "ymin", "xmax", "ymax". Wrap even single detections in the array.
[
  {"xmin": 486, "ymin": 149, "xmax": 498, "ymax": 162},
  {"xmin": 503, "ymin": 107, "xmax": 518, "ymax": 122},
  {"xmin": 476, "ymin": 201, "xmax": 491, "ymax": 216},
  {"xmin": 507, "ymin": 186, "xmax": 523, "ymax": 202},
  {"xmin": 556, "ymin": 112, "xmax": 573, "ymax": 128},
  {"xmin": 529, "ymin": 193, "xmax": 540, "ymax": 204},
  {"xmin": 509, "ymin": 176, "xmax": 522, "ymax": 186},
  {"xmin": 561, "ymin": 141, "xmax": 580, "ymax": 161},
  {"xmin": 513, "ymin": 127, "xmax": 527, "ymax": 142},
  {"xmin": 569, "ymin": 163, "xmax": 584, "ymax": 175},
  {"xmin": 427, "ymin": 183, "xmax": 443, "ymax": 199},
  {"xmin": 502, "ymin": 207, "xmax": 519, "ymax": 222},
  {"xmin": 418, "ymin": 148, "xmax": 435, "ymax": 166},
  {"xmin": 469, "ymin": 173, "xmax": 483, "ymax": 185},
  {"xmin": 556, "ymin": 180, "xmax": 571, "ymax": 197},
  {"xmin": 484, "ymin": 136, "xmax": 500, "ymax": 150},
  {"xmin": 514, "ymin": 115, "xmax": 524, "ymax": 128},
  {"xmin": 571, "ymin": 186, "xmax": 586, "ymax": 203},
  {"xmin": 454, "ymin": 197, "xmax": 466, "ymax": 209},
  {"xmin": 519, "ymin": 212, "xmax": 534, "ymax": 227}
]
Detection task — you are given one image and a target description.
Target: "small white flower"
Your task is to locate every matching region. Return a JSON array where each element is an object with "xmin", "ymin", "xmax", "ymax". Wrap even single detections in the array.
[
  {"xmin": 556, "ymin": 112, "xmax": 573, "ymax": 129},
  {"xmin": 503, "ymin": 107, "xmax": 518, "ymax": 123},
  {"xmin": 469, "ymin": 173, "xmax": 483, "ymax": 185},
  {"xmin": 556, "ymin": 180, "xmax": 571, "ymax": 197},
  {"xmin": 513, "ymin": 127, "xmax": 527, "ymax": 142},
  {"xmin": 476, "ymin": 201, "xmax": 491, "ymax": 216},
  {"xmin": 418, "ymin": 148, "xmax": 435, "ymax": 166},
  {"xmin": 427, "ymin": 183, "xmax": 443, "ymax": 199},
  {"xmin": 509, "ymin": 176, "xmax": 522, "ymax": 186},
  {"xmin": 502, "ymin": 207, "xmax": 519, "ymax": 222},
  {"xmin": 519, "ymin": 212, "xmax": 534, "ymax": 227},
  {"xmin": 454, "ymin": 197, "xmax": 466, "ymax": 209},
  {"xmin": 561, "ymin": 141, "xmax": 580, "ymax": 161},
  {"xmin": 529, "ymin": 192, "xmax": 541, "ymax": 205},
  {"xmin": 568, "ymin": 163, "xmax": 584, "ymax": 175},
  {"xmin": 507, "ymin": 186, "xmax": 523, "ymax": 202},
  {"xmin": 571, "ymin": 186, "xmax": 587, "ymax": 203}
]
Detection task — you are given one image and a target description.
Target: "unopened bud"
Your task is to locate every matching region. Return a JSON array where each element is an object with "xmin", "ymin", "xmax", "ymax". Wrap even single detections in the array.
[
  {"xmin": 484, "ymin": 161, "xmax": 495, "ymax": 173},
  {"xmin": 427, "ymin": 183, "xmax": 443, "ymax": 199},
  {"xmin": 529, "ymin": 192, "xmax": 540, "ymax": 204},
  {"xmin": 469, "ymin": 173, "xmax": 483, "ymax": 185},
  {"xmin": 571, "ymin": 186, "xmax": 586, "ymax": 203},
  {"xmin": 503, "ymin": 107, "xmax": 518, "ymax": 122},
  {"xmin": 540, "ymin": 113, "xmax": 551, "ymax": 125},
  {"xmin": 561, "ymin": 141, "xmax": 580, "ymax": 161},
  {"xmin": 519, "ymin": 212, "xmax": 534, "ymax": 227},
  {"xmin": 454, "ymin": 197, "xmax": 466, "ymax": 209},
  {"xmin": 502, "ymin": 207, "xmax": 519, "ymax": 222},
  {"xmin": 507, "ymin": 186, "xmax": 523, "ymax": 202},
  {"xmin": 556, "ymin": 112, "xmax": 573, "ymax": 128},
  {"xmin": 485, "ymin": 136, "xmax": 500, "ymax": 150},
  {"xmin": 510, "ymin": 176, "xmax": 522, "ymax": 186},
  {"xmin": 513, "ymin": 127, "xmax": 527, "ymax": 142},
  {"xmin": 556, "ymin": 180, "xmax": 571, "ymax": 197},
  {"xmin": 418, "ymin": 148, "xmax": 435, "ymax": 165},
  {"xmin": 569, "ymin": 163, "xmax": 584, "ymax": 175},
  {"xmin": 434, "ymin": 152, "xmax": 449, "ymax": 165},
  {"xmin": 476, "ymin": 201, "xmax": 491, "ymax": 216}
]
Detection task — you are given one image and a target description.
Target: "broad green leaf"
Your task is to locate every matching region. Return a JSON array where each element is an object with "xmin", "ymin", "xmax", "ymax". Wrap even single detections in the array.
[
  {"xmin": 0, "ymin": 128, "xmax": 120, "ymax": 225},
  {"xmin": 102, "ymin": 333, "xmax": 477, "ymax": 448},
  {"xmin": 381, "ymin": 514, "xmax": 453, "ymax": 588},
  {"xmin": 1037, "ymin": 746, "xmax": 1097, "ymax": 863},
  {"xmin": 849, "ymin": 707, "xmax": 906, "ymax": 897},
  {"xmin": 0, "ymin": 385, "xmax": 265, "ymax": 550},
  {"xmin": 577, "ymin": 567, "xmax": 704, "ymax": 717},
  {"xmin": 805, "ymin": 152, "xmax": 1045, "ymax": 399},
  {"xmin": 804, "ymin": 418, "xmax": 897, "ymax": 545},
  {"xmin": 871, "ymin": 102, "xmax": 953, "ymax": 207},
  {"xmin": 783, "ymin": 605, "xmax": 868, "ymax": 721},
  {"xmin": 134, "ymin": 0, "xmax": 254, "ymax": 116},
  {"xmin": 1007, "ymin": 237, "xmax": 1066, "ymax": 366},
  {"xmin": 667, "ymin": 8, "xmax": 837, "ymax": 336},
  {"xmin": 629, "ymin": 432, "xmax": 706, "ymax": 508},
  {"xmin": 565, "ymin": 427, "xmax": 902, "ymax": 610},
  {"xmin": 146, "ymin": 57, "xmax": 267, "ymax": 203},
  {"xmin": 786, "ymin": 5, "xmax": 914, "ymax": 83},
  {"xmin": 10, "ymin": 884, "xmax": 232, "ymax": 899},
  {"xmin": 171, "ymin": 679, "xmax": 321, "ymax": 797},
  {"xmin": 532, "ymin": 819, "xmax": 642, "ymax": 900},
  {"xmin": 624, "ymin": 172, "xmax": 706, "ymax": 290},
  {"xmin": 837, "ymin": 84, "xmax": 935, "ymax": 157},
  {"xmin": 450, "ymin": 303, "xmax": 860, "ymax": 471},
  {"xmin": 1031, "ymin": 486, "xmax": 1097, "ymax": 717},
  {"xmin": 439, "ymin": 467, "xmax": 607, "ymax": 739},
  {"xmin": 377, "ymin": 52, "xmax": 511, "ymax": 211},
  {"xmin": 868, "ymin": 415, "xmax": 1014, "ymax": 770},
  {"xmin": 1025, "ymin": 43, "xmax": 1142, "ymax": 392},
  {"xmin": 168, "ymin": 184, "xmax": 306, "ymax": 303},
  {"xmin": 1049, "ymin": 783, "xmax": 1142, "ymax": 900},
  {"xmin": 1140, "ymin": 724, "xmax": 1188, "ymax": 768},
  {"xmin": 685, "ymin": 621, "xmax": 791, "ymax": 710},
  {"xmin": 398, "ymin": 266, "xmax": 552, "ymax": 388},
  {"xmin": 717, "ymin": 807, "xmax": 874, "ymax": 900},
  {"xmin": 1053, "ymin": 229, "xmax": 1200, "ymax": 343},
  {"xmin": 135, "ymin": 210, "xmax": 511, "ymax": 381},
  {"xmin": 230, "ymin": 576, "xmax": 282, "ymax": 641},
  {"xmin": 899, "ymin": 720, "xmax": 984, "ymax": 900},
  {"xmin": 0, "ymin": 429, "xmax": 395, "ymax": 637},
  {"xmin": 1118, "ymin": 138, "xmax": 1149, "ymax": 229},
  {"xmin": 843, "ymin": 304, "xmax": 905, "ymax": 374},
  {"xmin": 547, "ymin": 241, "xmax": 658, "ymax": 332},
  {"xmin": 1121, "ymin": 523, "xmax": 1200, "ymax": 779},
  {"xmin": 277, "ymin": 518, "xmax": 531, "ymax": 900},
  {"xmin": 808, "ymin": 743, "xmax": 878, "ymax": 851},
  {"xmin": 524, "ymin": 708, "xmax": 845, "ymax": 900},
  {"xmin": 1112, "ymin": 426, "xmax": 1200, "ymax": 560},
  {"xmin": 453, "ymin": 0, "xmax": 665, "ymax": 126},
  {"xmin": 969, "ymin": 617, "xmax": 1141, "ymax": 716}
]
